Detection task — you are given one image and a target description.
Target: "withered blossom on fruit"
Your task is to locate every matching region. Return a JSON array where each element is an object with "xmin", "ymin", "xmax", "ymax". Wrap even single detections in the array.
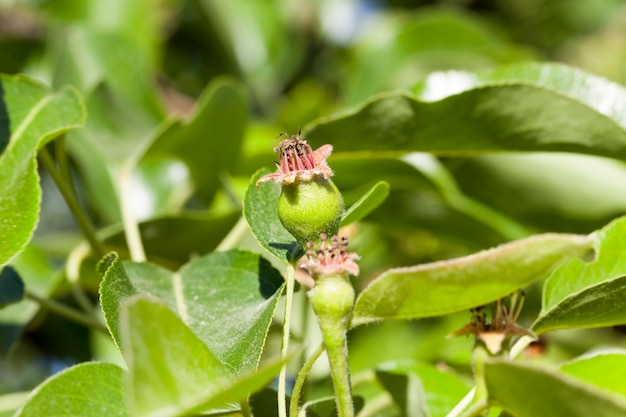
[
  {"xmin": 450, "ymin": 292, "xmax": 535, "ymax": 355},
  {"xmin": 300, "ymin": 234, "xmax": 360, "ymax": 279},
  {"xmin": 256, "ymin": 130, "xmax": 334, "ymax": 186}
]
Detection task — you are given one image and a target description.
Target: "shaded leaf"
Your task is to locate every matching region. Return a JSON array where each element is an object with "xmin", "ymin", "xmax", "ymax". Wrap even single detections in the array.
[
  {"xmin": 0, "ymin": 266, "xmax": 24, "ymax": 308},
  {"xmin": 344, "ymin": 9, "xmax": 533, "ymax": 105},
  {"xmin": 144, "ymin": 77, "xmax": 246, "ymax": 204},
  {"xmin": 0, "ymin": 75, "xmax": 85, "ymax": 265},
  {"xmin": 351, "ymin": 233, "xmax": 592, "ymax": 326},
  {"xmin": 484, "ymin": 360, "xmax": 626, "ymax": 417},
  {"xmin": 244, "ymin": 168, "xmax": 302, "ymax": 264},
  {"xmin": 13, "ymin": 362, "xmax": 127, "ymax": 417},
  {"xmin": 301, "ymin": 396, "xmax": 365, "ymax": 417},
  {"xmin": 100, "ymin": 250, "xmax": 284, "ymax": 375},
  {"xmin": 376, "ymin": 360, "xmax": 472, "ymax": 417},
  {"xmin": 103, "ymin": 211, "xmax": 240, "ymax": 269},
  {"xmin": 340, "ymin": 181, "xmax": 390, "ymax": 226},
  {"xmin": 0, "ymin": 245, "xmax": 62, "ymax": 356},
  {"xmin": 533, "ymin": 217, "xmax": 626, "ymax": 333}
]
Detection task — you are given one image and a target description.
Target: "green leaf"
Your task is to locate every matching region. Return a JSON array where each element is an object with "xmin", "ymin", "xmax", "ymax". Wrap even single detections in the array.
[
  {"xmin": 121, "ymin": 295, "xmax": 231, "ymax": 417},
  {"xmin": 98, "ymin": 252, "xmax": 136, "ymax": 348},
  {"xmin": 0, "ymin": 75, "xmax": 85, "ymax": 265},
  {"xmin": 0, "ymin": 266, "xmax": 23, "ymax": 308},
  {"xmin": 484, "ymin": 360, "xmax": 626, "ymax": 417},
  {"xmin": 376, "ymin": 369, "xmax": 428, "ymax": 417},
  {"xmin": 100, "ymin": 250, "xmax": 284, "ymax": 375},
  {"xmin": 144, "ymin": 77, "xmax": 247, "ymax": 204},
  {"xmin": 0, "ymin": 245, "xmax": 63, "ymax": 355},
  {"xmin": 351, "ymin": 233, "xmax": 592, "ymax": 327},
  {"xmin": 13, "ymin": 362, "xmax": 128, "ymax": 417},
  {"xmin": 121, "ymin": 295, "xmax": 290, "ymax": 417},
  {"xmin": 300, "ymin": 396, "xmax": 365, "ymax": 417},
  {"xmin": 0, "ymin": 392, "xmax": 29, "ymax": 417},
  {"xmin": 305, "ymin": 63, "xmax": 626, "ymax": 161},
  {"xmin": 102, "ymin": 211, "xmax": 240, "ymax": 269},
  {"xmin": 244, "ymin": 168, "xmax": 303, "ymax": 264},
  {"xmin": 344, "ymin": 9, "xmax": 533, "ymax": 105},
  {"xmin": 561, "ymin": 352, "xmax": 626, "ymax": 397},
  {"xmin": 376, "ymin": 360, "xmax": 472, "ymax": 417},
  {"xmin": 533, "ymin": 217, "xmax": 626, "ymax": 334},
  {"xmin": 340, "ymin": 181, "xmax": 389, "ymax": 226}
]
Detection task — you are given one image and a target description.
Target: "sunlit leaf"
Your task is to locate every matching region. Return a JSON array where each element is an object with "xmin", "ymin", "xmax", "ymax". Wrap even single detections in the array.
[
  {"xmin": 13, "ymin": 362, "xmax": 127, "ymax": 417},
  {"xmin": 351, "ymin": 233, "xmax": 592, "ymax": 326},
  {"xmin": 561, "ymin": 352, "xmax": 626, "ymax": 397},
  {"xmin": 100, "ymin": 250, "xmax": 284, "ymax": 375},
  {"xmin": 306, "ymin": 63, "xmax": 626, "ymax": 161},
  {"xmin": 0, "ymin": 75, "xmax": 85, "ymax": 265},
  {"xmin": 533, "ymin": 217, "xmax": 626, "ymax": 333},
  {"xmin": 121, "ymin": 295, "xmax": 289, "ymax": 417},
  {"xmin": 244, "ymin": 168, "xmax": 302, "ymax": 264},
  {"xmin": 340, "ymin": 181, "xmax": 389, "ymax": 226},
  {"xmin": 485, "ymin": 360, "xmax": 626, "ymax": 417}
]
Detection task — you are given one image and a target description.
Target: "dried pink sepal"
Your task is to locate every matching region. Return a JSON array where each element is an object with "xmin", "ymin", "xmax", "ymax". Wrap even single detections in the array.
[
  {"xmin": 300, "ymin": 234, "xmax": 360, "ymax": 279},
  {"xmin": 256, "ymin": 134, "xmax": 334, "ymax": 186}
]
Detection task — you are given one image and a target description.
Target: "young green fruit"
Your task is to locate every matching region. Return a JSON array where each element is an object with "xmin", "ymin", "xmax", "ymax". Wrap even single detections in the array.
[
  {"xmin": 257, "ymin": 131, "xmax": 345, "ymax": 248},
  {"xmin": 278, "ymin": 179, "xmax": 344, "ymax": 247}
]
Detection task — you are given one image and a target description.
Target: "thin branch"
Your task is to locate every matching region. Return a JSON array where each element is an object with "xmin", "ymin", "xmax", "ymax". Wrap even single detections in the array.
[
  {"xmin": 38, "ymin": 148, "xmax": 105, "ymax": 259},
  {"xmin": 25, "ymin": 290, "xmax": 107, "ymax": 334}
]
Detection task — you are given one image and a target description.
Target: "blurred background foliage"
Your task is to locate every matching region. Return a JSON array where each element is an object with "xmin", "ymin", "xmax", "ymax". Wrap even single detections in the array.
[{"xmin": 2, "ymin": 0, "xmax": 626, "ymax": 410}]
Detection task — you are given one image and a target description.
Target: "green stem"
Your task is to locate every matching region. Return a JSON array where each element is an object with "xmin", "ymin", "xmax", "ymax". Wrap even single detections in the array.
[
  {"xmin": 447, "ymin": 335, "xmax": 536, "ymax": 417},
  {"xmin": 289, "ymin": 343, "xmax": 324, "ymax": 417},
  {"xmin": 25, "ymin": 290, "xmax": 107, "ymax": 333},
  {"xmin": 38, "ymin": 148, "xmax": 105, "ymax": 259},
  {"xmin": 309, "ymin": 275, "xmax": 355, "ymax": 417},
  {"xmin": 239, "ymin": 399, "xmax": 252, "ymax": 417},
  {"xmin": 119, "ymin": 165, "xmax": 146, "ymax": 262},
  {"xmin": 216, "ymin": 216, "xmax": 249, "ymax": 252},
  {"xmin": 278, "ymin": 264, "xmax": 296, "ymax": 417}
]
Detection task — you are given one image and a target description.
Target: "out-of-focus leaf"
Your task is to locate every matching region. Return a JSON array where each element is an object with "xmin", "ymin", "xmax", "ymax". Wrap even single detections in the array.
[
  {"xmin": 340, "ymin": 181, "xmax": 389, "ymax": 226},
  {"xmin": 103, "ymin": 211, "xmax": 240, "ymax": 269},
  {"xmin": 244, "ymin": 168, "xmax": 302, "ymax": 264},
  {"xmin": 0, "ymin": 266, "xmax": 24, "ymax": 308},
  {"xmin": 376, "ymin": 360, "xmax": 472, "ymax": 417},
  {"xmin": 0, "ymin": 75, "xmax": 85, "ymax": 265},
  {"xmin": 344, "ymin": 9, "xmax": 534, "ymax": 105},
  {"xmin": 533, "ymin": 217, "xmax": 626, "ymax": 334},
  {"xmin": 306, "ymin": 63, "xmax": 626, "ymax": 161},
  {"xmin": 200, "ymin": 0, "xmax": 306, "ymax": 102},
  {"xmin": 121, "ymin": 295, "xmax": 289, "ymax": 417},
  {"xmin": 449, "ymin": 153, "xmax": 626, "ymax": 233},
  {"xmin": 351, "ymin": 233, "xmax": 592, "ymax": 327},
  {"xmin": 376, "ymin": 369, "xmax": 428, "ymax": 417},
  {"xmin": 0, "ymin": 245, "xmax": 63, "ymax": 356},
  {"xmin": 561, "ymin": 352, "xmax": 626, "ymax": 397},
  {"xmin": 0, "ymin": 392, "xmax": 29, "ymax": 417},
  {"xmin": 484, "ymin": 360, "xmax": 626, "ymax": 417},
  {"xmin": 130, "ymin": 155, "xmax": 193, "ymax": 221},
  {"xmin": 13, "ymin": 362, "xmax": 127, "ymax": 417},
  {"xmin": 100, "ymin": 250, "xmax": 284, "ymax": 375},
  {"xmin": 144, "ymin": 77, "xmax": 247, "ymax": 204},
  {"xmin": 301, "ymin": 396, "xmax": 365, "ymax": 417}
]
